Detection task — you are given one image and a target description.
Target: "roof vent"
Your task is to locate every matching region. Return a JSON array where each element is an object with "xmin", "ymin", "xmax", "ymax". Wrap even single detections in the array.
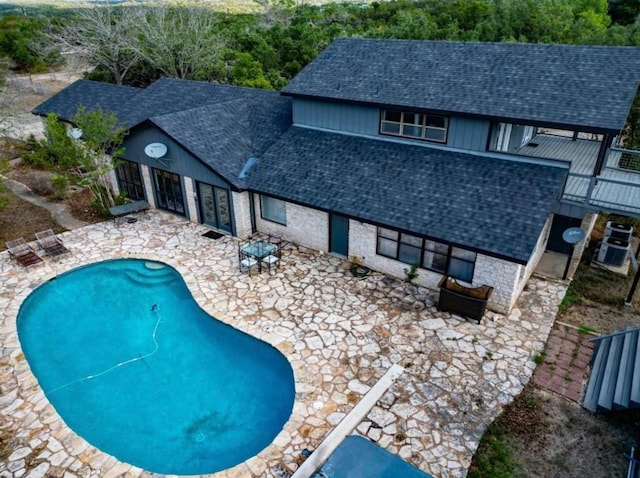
[
  {"xmin": 372, "ymin": 87, "xmax": 379, "ymax": 98},
  {"xmin": 239, "ymin": 156, "xmax": 259, "ymax": 179},
  {"xmin": 336, "ymin": 83, "xmax": 342, "ymax": 93}
]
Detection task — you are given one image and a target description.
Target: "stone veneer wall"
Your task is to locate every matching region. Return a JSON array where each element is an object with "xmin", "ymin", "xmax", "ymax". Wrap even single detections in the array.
[
  {"xmin": 568, "ymin": 212, "xmax": 598, "ymax": 279},
  {"xmin": 232, "ymin": 191, "xmax": 253, "ymax": 239},
  {"xmin": 247, "ymin": 196, "xmax": 535, "ymax": 314},
  {"xmin": 183, "ymin": 176, "xmax": 197, "ymax": 222},
  {"xmin": 510, "ymin": 214, "xmax": 553, "ymax": 309},
  {"xmin": 253, "ymin": 195, "xmax": 329, "ymax": 251},
  {"xmin": 139, "ymin": 165, "xmax": 156, "ymax": 208},
  {"xmin": 348, "ymin": 221, "xmax": 521, "ymax": 314},
  {"xmin": 107, "ymin": 169, "xmax": 120, "ymax": 196}
]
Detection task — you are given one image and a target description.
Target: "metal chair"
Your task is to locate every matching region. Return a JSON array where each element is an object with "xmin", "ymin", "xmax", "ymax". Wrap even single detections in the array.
[{"xmin": 238, "ymin": 244, "xmax": 258, "ymax": 275}]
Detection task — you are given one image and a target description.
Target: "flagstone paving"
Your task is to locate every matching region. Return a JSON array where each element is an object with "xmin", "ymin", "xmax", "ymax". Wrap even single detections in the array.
[{"xmin": 0, "ymin": 211, "xmax": 567, "ymax": 478}]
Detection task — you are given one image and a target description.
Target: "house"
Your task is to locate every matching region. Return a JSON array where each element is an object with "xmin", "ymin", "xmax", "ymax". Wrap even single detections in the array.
[{"xmin": 33, "ymin": 38, "xmax": 640, "ymax": 314}]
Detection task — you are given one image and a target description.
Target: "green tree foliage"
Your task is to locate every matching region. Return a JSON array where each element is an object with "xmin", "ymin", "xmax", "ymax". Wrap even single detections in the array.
[
  {"xmin": 47, "ymin": 0, "xmax": 640, "ymax": 90},
  {"xmin": 0, "ymin": 16, "xmax": 62, "ymax": 72},
  {"xmin": 25, "ymin": 109, "xmax": 127, "ymax": 213}
]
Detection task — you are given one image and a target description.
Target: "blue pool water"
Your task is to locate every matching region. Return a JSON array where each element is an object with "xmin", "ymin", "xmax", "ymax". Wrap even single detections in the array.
[{"xmin": 17, "ymin": 259, "xmax": 295, "ymax": 475}]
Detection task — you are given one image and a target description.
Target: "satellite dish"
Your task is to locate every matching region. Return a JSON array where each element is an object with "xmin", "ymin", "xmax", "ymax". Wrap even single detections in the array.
[
  {"xmin": 69, "ymin": 128, "xmax": 83, "ymax": 139},
  {"xmin": 144, "ymin": 143, "xmax": 168, "ymax": 159},
  {"xmin": 562, "ymin": 227, "xmax": 586, "ymax": 245}
]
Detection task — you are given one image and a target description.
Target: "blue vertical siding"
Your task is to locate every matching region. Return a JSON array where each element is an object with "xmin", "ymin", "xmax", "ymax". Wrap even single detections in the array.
[
  {"xmin": 122, "ymin": 124, "xmax": 236, "ymax": 229},
  {"xmin": 448, "ymin": 117, "xmax": 491, "ymax": 151},
  {"xmin": 293, "ymin": 98, "xmax": 492, "ymax": 153},
  {"xmin": 292, "ymin": 99, "xmax": 379, "ymax": 135},
  {"xmin": 123, "ymin": 124, "xmax": 230, "ymax": 189}
]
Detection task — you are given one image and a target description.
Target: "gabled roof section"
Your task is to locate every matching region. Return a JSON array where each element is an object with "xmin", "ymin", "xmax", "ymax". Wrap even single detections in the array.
[
  {"xmin": 149, "ymin": 94, "xmax": 291, "ymax": 189},
  {"xmin": 33, "ymin": 77, "xmax": 292, "ymax": 188},
  {"xmin": 248, "ymin": 127, "xmax": 568, "ymax": 263},
  {"xmin": 32, "ymin": 79, "xmax": 139, "ymax": 122},
  {"xmin": 120, "ymin": 77, "xmax": 283, "ymax": 128},
  {"xmin": 282, "ymin": 38, "xmax": 640, "ymax": 132}
]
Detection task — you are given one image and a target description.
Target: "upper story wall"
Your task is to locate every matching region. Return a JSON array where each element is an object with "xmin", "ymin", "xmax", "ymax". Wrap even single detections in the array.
[{"xmin": 291, "ymin": 98, "xmax": 490, "ymax": 152}]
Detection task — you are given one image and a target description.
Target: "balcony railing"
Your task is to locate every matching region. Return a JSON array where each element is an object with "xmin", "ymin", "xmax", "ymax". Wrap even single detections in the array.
[{"xmin": 563, "ymin": 146, "xmax": 640, "ymax": 216}]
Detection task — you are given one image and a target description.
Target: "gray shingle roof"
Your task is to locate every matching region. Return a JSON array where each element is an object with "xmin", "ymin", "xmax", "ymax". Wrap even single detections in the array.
[
  {"xmin": 282, "ymin": 38, "xmax": 640, "ymax": 132},
  {"xmin": 249, "ymin": 127, "xmax": 569, "ymax": 263},
  {"xmin": 120, "ymin": 78, "xmax": 283, "ymax": 128},
  {"xmin": 150, "ymin": 94, "xmax": 291, "ymax": 188},
  {"xmin": 32, "ymin": 80, "xmax": 139, "ymax": 122},
  {"xmin": 33, "ymin": 78, "xmax": 291, "ymax": 188}
]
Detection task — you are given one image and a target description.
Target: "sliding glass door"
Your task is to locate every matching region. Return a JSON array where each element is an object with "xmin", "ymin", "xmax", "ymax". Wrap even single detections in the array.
[
  {"xmin": 197, "ymin": 182, "xmax": 231, "ymax": 233},
  {"xmin": 152, "ymin": 169, "xmax": 185, "ymax": 215}
]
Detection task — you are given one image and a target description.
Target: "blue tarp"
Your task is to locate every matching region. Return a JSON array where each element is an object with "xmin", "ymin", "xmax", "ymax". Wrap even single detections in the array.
[{"xmin": 313, "ymin": 435, "xmax": 433, "ymax": 478}]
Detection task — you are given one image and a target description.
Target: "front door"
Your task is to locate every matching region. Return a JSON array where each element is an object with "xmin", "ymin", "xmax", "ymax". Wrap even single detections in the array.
[
  {"xmin": 330, "ymin": 214, "xmax": 349, "ymax": 256},
  {"xmin": 198, "ymin": 182, "xmax": 232, "ymax": 233}
]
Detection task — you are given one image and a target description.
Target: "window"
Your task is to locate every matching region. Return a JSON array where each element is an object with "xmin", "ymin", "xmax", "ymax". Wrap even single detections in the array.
[
  {"xmin": 260, "ymin": 195, "xmax": 286, "ymax": 225},
  {"xmin": 116, "ymin": 160, "xmax": 145, "ymax": 201},
  {"xmin": 376, "ymin": 227, "xmax": 476, "ymax": 282},
  {"xmin": 380, "ymin": 110, "xmax": 448, "ymax": 143}
]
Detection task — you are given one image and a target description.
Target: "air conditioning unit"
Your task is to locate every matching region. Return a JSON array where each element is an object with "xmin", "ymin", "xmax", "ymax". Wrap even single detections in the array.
[
  {"xmin": 604, "ymin": 221, "xmax": 633, "ymax": 242},
  {"xmin": 597, "ymin": 237, "xmax": 631, "ymax": 267}
]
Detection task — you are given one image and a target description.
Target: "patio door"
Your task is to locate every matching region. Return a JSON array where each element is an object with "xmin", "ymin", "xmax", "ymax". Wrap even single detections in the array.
[
  {"xmin": 330, "ymin": 214, "xmax": 349, "ymax": 257},
  {"xmin": 153, "ymin": 169, "xmax": 185, "ymax": 215},
  {"xmin": 198, "ymin": 182, "xmax": 231, "ymax": 233}
]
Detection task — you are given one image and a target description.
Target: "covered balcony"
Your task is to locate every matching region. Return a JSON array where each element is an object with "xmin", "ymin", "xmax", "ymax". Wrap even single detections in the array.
[{"xmin": 511, "ymin": 131, "xmax": 640, "ymax": 217}]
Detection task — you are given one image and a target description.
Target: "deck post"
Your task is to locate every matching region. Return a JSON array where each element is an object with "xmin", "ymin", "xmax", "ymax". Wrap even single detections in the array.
[{"xmin": 594, "ymin": 134, "xmax": 613, "ymax": 176}]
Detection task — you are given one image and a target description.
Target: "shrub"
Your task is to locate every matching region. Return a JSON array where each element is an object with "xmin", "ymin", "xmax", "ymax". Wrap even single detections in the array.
[{"xmin": 51, "ymin": 174, "xmax": 68, "ymax": 200}]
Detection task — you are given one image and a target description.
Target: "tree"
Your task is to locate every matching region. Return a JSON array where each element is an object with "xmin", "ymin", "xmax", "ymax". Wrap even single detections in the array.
[
  {"xmin": 133, "ymin": 6, "xmax": 226, "ymax": 81},
  {"xmin": 0, "ymin": 16, "xmax": 62, "ymax": 72},
  {"xmin": 51, "ymin": 6, "xmax": 144, "ymax": 85},
  {"xmin": 26, "ymin": 108, "xmax": 127, "ymax": 213}
]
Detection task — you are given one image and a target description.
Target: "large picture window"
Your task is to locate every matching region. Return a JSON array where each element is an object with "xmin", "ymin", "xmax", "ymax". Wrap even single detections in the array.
[
  {"xmin": 380, "ymin": 110, "xmax": 448, "ymax": 143},
  {"xmin": 116, "ymin": 160, "xmax": 145, "ymax": 201},
  {"xmin": 376, "ymin": 227, "xmax": 476, "ymax": 282},
  {"xmin": 260, "ymin": 195, "xmax": 286, "ymax": 225}
]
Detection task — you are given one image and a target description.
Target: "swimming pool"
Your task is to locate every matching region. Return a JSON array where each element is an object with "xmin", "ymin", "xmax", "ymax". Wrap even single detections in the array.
[{"xmin": 17, "ymin": 259, "xmax": 295, "ymax": 475}]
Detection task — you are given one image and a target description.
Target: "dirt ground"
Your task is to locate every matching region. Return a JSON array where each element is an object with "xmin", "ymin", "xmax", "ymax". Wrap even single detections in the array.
[{"xmin": 3, "ymin": 63, "xmax": 640, "ymax": 478}]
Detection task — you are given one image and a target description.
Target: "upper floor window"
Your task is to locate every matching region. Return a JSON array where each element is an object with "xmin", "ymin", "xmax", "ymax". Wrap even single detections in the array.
[
  {"xmin": 376, "ymin": 227, "xmax": 476, "ymax": 282},
  {"xmin": 260, "ymin": 195, "xmax": 286, "ymax": 225},
  {"xmin": 380, "ymin": 110, "xmax": 448, "ymax": 143}
]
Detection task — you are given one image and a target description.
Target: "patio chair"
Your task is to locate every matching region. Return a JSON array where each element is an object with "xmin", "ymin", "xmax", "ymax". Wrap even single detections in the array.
[
  {"xmin": 6, "ymin": 238, "xmax": 44, "ymax": 268},
  {"xmin": 35, "ymin": 229, "xmax": 71, "ymax": 259},
  {"xmin": 238, "ymin": 247, "xmax": 258, "ymax": 276},
  {"xmin": 261, "ymin": 238, "xmax": 282, "ymax": 274}
]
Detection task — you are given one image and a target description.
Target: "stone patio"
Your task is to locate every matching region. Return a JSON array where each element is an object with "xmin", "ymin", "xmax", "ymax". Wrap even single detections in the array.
[{"xmin": 0, "ymin": 210, "xmax": 567, "ymax": 478}]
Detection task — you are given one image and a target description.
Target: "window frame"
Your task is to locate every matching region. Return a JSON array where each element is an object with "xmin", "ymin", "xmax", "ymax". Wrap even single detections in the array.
[
  {"xmin": 115, "ymin": 159, "xmax": 145, "ymax": 201},
  {"xmin": 380, "ymin": 109, "xmax": 449, "ymax": 144},
  {"xmin": 376, "ymin": 227, "xmax": 476, "ymax": 282},
  {"xmin": 260, "ymin": 195, "xmax": 287, "ymax": 226},
  {"xmin": 152, "ymin": 168, "xmax": 185, "ymax": 216}
]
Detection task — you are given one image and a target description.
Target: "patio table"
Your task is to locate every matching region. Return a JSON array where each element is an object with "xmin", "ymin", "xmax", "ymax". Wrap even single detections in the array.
[{"xmin": 241, "ymin": 240, "xmax": 277, "ymax": 273}]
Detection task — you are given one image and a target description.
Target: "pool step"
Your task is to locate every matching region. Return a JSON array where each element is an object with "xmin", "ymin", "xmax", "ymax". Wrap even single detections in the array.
[{"xmin": 124, "ymin": 268, "xmax": 178, "ymax": 287}]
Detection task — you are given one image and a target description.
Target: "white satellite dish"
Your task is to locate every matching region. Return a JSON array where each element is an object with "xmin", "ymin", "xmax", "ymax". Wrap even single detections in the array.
[
  {"xmin": 144, "ymin": 143, "xmax": 168, "ymax": 159},
  {"xmin": 69, "ymin": 128, "xmax": 83, "ymax": 139}
]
